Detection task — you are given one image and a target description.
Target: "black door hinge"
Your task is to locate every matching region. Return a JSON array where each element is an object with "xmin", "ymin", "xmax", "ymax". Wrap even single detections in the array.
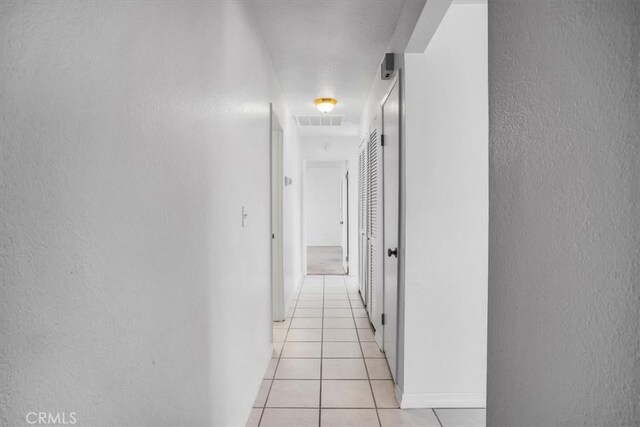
[
  {"xmin": 381, "ymin": 135, "xmax": 385, "ymax": 147},
  {"xmin": 381, "ymin": 313, "xmax": 386, "ymax": 325}
]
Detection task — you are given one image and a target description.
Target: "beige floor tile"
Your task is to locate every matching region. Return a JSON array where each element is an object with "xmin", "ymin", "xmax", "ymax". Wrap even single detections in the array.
[
  {"xmin": 365, "ymin": 359, "xmax": 392, "ymax": 379},
  {"xmin": 264, "ymin": 358, "xmax": 278, "ymax": 379},
  {"xmin": 253, "ymin": 379, "xmax": 272, "ymax": 407},
  {"xmin": 433, "ymin": 408, "xmax": 486, "ymax": 427},
  {"xmin": 275, "ymin": 358, "xmax": 321, "ymax": 379},
  {"xmin": 282, "ymin": 342, "xmax": 322, "ymax": 358},
  {"xmin": 296, "ymin": 300, "xmax": 323, "ymax": 308},
  {"xmin": 266, "ymin": 380, "xmax": 320, "ymax": 408},
  {"xmin": 324, "ymin": 318, "xmax": 356, "ymax": 329},
  {"xmin": 371, "ymin": 380, "xmax": 399, "ymax": 408},
  {"xmin": 323, "ymin": 328, "xmax": 358, "ymax": 342},
  {"xmin": 298, "ymin": 293, "xmax": 324, "ymax": 300},
  {"xmin": 324, "ymin": 308, "xmax": 353, "ymax": 318},
  {"xmin": 324, "ymin": 300, "xmax": 351, "ymax": 308},
  {"xmin": 357, "ymin": 328, "xmax": 375, "ymax": 342},
  {"xmin": 295, "ymin": 308, "xmax": 323, "ymax": 318},
  {"xmin": 273, "ymin": 328, "xmax": 288, "ymax": 342},
  {"xmin": 324, "ymin": 288, "xmax": 348, "ymax": 294},
  {"xmin": 360, "ymin": 342, "xmax": 385, "ymax": 358},
  {"xmin": 322, "ymin": 358, "xmax": 368, "ymax": 379},
  {"xmin": 324, "ymin": 294, "xmax": 349, "ymax": 300},
  {"xmin": 324, "ymin": 283, "xmax": 345, "ymax": 288},
  {"xmin": 354, "ymin": 318, "xmax": 371, "ymax": 328},
  {"xmin": 321, "ymin": 409, "xmax": 380, "ymax": 427},
  {"xmin": 245, "ymin": 408, "xmax": 262, "ymax": 427},
  {"xmin": 349, "ymin": 294, "xmax": 361, "ymax": 300},
  {"xmin": 321, "ymin": 380, "xmax": 374, "ymax": 408},
  {"xmin": 352, "ymin": 308, "xmax": 368, "ymax": 318},
  {"xmin": 273, "ymin": 319, "xmax": 291, "ymax": 329},
  {"xmin": 322, "ymin": 342, "xmax": 363, "ymax": 358},
  {"xmin": 291, "ymin": 318, "xmax": 323, "ymax": 329},
  {"xmin": 260, "ymin": 408, "xmax": 319, "ymax": 427},
  {"xmin": 287, "ymin": 329, "xmax": 322, "ymax": 342},
  {"xmin": 350, "ymin": 301, "xmax": 365, "ymax": 309},
  {"xmin": 378, "ymin": 409, "xmax": 440, "ymax": 427}
]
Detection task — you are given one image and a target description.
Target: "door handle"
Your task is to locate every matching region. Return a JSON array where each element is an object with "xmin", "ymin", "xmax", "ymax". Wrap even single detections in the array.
[{"xmin": 387, "ymin": 248, "xmax": 398, "ymax": 258}]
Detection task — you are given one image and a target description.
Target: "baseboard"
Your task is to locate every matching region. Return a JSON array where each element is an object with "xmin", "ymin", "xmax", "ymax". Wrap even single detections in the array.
[
  {"xmin": 287, "ymin": 276, "xmax": 305, "ymax": 311},
  {"xmin": 243, "ymin": 344, "xmax": 274, "ymax": 426},
  {"xmin": 397, "ymin": 387, "xmax": 486, "ymax": 409}
]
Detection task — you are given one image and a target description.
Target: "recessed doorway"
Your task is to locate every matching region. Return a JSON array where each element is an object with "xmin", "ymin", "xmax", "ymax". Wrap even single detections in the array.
[{"xmin": 304, "ymin": 160, "xmax": 349, "ymax": 275}]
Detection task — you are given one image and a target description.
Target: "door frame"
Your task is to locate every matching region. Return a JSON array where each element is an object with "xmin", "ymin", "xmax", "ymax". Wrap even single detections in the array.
[
  {"xmin": 381, "ymin": 74, "xmax": 401, "ymax": 381},
  {"xmin": 270, "ymin": 104, "xmax": 285, "ymax": 321},
  {"xmin": 341, "ymin": 170, "xmax": 350, "ymax": 274},
  {"xmin": 302, "ymin": 160, "xmax": 350, "ymax": 276}
]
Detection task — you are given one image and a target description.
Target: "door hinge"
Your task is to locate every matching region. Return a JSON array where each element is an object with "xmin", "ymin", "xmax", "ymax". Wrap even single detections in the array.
[
  {"xmin": 381, "ymin": 134, "xmax": 385, "ymax": 147},
  {"xmin": 381, "ymin": 313, "xmax": 386, "ymax": 325},
  {"xmin": 346, "ymin": 255, "xmax": 349, "ymax": 262}
]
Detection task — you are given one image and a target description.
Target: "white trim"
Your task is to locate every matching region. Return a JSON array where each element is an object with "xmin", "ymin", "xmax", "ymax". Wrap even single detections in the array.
[
  {"xmin": 244, "ymin": 343, "xmax": 275, "ymax": 426},
  {"xmin": 405, "ymin": 0, "xmax": 452, "ymax": 53},
  {"xmin": 397, "ymin": 389, "xmax": 486, "ymax": 409},
  {"xmin": 286, "ymin": 276, "xmax": 305, "ymax": 312}
]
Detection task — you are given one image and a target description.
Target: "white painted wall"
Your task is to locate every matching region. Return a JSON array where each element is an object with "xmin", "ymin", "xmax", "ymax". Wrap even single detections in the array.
[
  {"xmin": 305, "ymin": 165, "xmax": 343, "ymax": 247},
  {"xmin": 301, "ymin": 137, "xmax": 359, "ymax": 277},
  {"xmin": 282, "ymin": 125, "xmax": 304, "ymax": 311},
  {"xmin": 401, "ymin": 1, "xmax": 488, "ymax": 408},
  {"xmin": 0, "ymin": 2, "xmax": 295, "ymax": 426},
  {"xmin": 488, "ymin": 1, "xmax": 640, "ymax": 425}
]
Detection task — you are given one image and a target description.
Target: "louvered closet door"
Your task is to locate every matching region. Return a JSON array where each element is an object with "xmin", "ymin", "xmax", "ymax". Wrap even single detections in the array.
[
  {"xmin": 358, "ymin": 144, "xmax": 368, "ymax": 300},
  {"xmin": 367, "ymin": 114, "xmax": 384, "ymax": 334}
]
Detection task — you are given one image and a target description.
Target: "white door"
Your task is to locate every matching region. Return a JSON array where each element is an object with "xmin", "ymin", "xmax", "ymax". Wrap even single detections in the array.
[
  {"xmin": 382, "ymin": 80, "xmax": 400, "ymax": 380},
  {"xmin": 367, "ymin": 113, "xmax": 384, "ymax": 339},
  {"xmin": 358, "ymin": 144, "xmax": 368, "ymax": 301},
  {"xmin": 340, "ymin": 169, "xmax": 349, "ymax": 274},
  {"xmin": 271, "ymin": 107, "xmax": 285, "ymax": 321}
]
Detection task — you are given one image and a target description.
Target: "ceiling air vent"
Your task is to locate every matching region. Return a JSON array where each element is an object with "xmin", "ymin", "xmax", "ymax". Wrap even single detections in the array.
[{"xmin": 297, "ymin": 115, "xmax": 344, "ymax": 127}]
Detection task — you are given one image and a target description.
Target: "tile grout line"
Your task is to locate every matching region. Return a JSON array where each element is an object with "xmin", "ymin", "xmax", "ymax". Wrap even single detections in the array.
[
  {"xmin": 318, "ymin": 275, "xmax": 325, "ymax": 427},
  {"xmin": 257, "ymin": 276, "xmax": 305, "ymax": 427},
  {"xmin": 432, "ymin": 409, "xmax": 444, "ymax": 427},
  {"xmin": 347, "ymin": 275, "xmax": 383, "ymax": 427}
]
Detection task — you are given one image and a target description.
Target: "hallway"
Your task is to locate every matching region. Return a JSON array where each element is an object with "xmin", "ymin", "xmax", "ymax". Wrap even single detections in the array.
[
  {"xmin": 248, "ymin": 275, "xmax": 485, "ymax": 427},
  {"xmin": 2, "ymin": 0, "xmax": 639, "ymax": 425}
]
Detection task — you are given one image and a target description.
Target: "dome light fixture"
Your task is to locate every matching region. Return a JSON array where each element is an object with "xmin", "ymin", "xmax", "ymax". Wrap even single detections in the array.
[{"xmin": 314, "ymin": 97, "xmax": 337, "ymax": 113}]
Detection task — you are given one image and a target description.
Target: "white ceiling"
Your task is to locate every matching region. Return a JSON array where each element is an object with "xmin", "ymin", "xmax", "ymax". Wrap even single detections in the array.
[{"xmin": 248, "ymin": 0, "xmax": 407, "ymax": 137}]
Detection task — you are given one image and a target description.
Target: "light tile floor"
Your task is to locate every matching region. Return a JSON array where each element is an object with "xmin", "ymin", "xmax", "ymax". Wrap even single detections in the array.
[{"xmin": 248, "ymin": 275, "xmax": 486, "ymax": 427}]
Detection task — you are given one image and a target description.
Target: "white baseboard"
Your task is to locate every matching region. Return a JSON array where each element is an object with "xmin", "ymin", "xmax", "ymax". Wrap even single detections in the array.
[{"xmin": 396, "ymin": 385, "xmax": 486, "ymax": 409}]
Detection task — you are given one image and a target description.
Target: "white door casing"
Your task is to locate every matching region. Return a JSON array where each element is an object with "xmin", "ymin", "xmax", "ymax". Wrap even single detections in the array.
[
  {"xmin": 382, "ymin": 79, "xmax": 400, "ymax": 381},
  {"xmin": 271, "ymin": 107, "xmax": 285, "ymax": 321},
  {"xmin": 341, "ymin": 168, "xmax": 349, "ymax": 274},
  {"xmin": 367, "ymin": 112, "xmax": 384, "ymax": 339},
  {"xmin": 358, "ymin": 143, "xmax": 368, "ymax": 301}
]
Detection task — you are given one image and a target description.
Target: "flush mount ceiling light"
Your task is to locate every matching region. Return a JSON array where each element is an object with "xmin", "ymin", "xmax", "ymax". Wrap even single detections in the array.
[{"xmin": 314, "ymin": 97, "xmax": 337, "ymax": 113}]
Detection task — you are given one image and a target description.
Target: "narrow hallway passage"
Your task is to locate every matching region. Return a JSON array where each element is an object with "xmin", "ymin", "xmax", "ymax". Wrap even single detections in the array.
[{"xmin": 248, "ymin": 275, "xmax": 484, "ymax": 427}]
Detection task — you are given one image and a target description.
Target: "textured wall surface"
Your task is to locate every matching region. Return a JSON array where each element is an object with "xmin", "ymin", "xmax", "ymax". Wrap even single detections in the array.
[
  {"xmin": 487, "ymin": 1, "xmax": 640, "ymax": 426},
  {"xmin": 402, "ymin": 2, "xmax": 488, "ymax": 408},
  {"xmin": 0, "ymin": 1, "xmax": 290, "ymax": 426}
]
